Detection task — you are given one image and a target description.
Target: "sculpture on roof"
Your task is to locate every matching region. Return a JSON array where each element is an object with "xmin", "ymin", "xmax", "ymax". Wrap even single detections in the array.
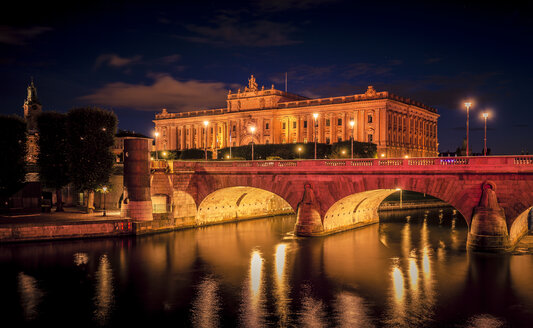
[{"xmin": 245, "ymin": 74, "xmax": 258, "ymax": 92}]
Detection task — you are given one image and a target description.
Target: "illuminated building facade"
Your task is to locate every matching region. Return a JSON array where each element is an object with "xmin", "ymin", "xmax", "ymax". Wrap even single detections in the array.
[{"xmin": 154, "ymin": 75, "xmax": 439, "ymax": 158}]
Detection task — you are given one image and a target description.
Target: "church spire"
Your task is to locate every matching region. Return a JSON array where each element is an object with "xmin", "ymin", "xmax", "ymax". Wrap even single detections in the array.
[{"xmin": 25, "ymin": 77, "xmax": 40, "ymax": 105}]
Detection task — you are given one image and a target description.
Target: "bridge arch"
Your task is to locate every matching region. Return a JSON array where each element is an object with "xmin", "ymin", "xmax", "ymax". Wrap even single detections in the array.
[{"xmin": 196, "ymin": 186, "xmax": 295, "ymax": 225}]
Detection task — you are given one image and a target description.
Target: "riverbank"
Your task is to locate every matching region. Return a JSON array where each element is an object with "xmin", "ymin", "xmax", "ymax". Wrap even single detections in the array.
[
  {"xmin": 378, "ymin": 200, "xmax": 450, "ymax": 211},
  {"xmin": 0, "ymin": 208, "xmax": 132, "ymax": 243}
]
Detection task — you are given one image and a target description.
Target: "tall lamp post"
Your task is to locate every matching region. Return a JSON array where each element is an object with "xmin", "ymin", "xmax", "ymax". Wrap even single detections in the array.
[
  {"xmin": 154, "ymin": 131, "xmax": 159, "ymax": 160},
  {"xmin": 102, "ymin": 186, "xmax": 108, "ymax": 216},
  {"xmin": 396, "ymin": 188, "xmax": 402, "ymax": 209},
  {"xmin": 297, "ymin": 146, "xmax": 302, "ymax": 159},
  {"xmin": 313, "ymin": 113, "xmax": 319, "ymax": 159},
  {"xmin": 250, "ymin": 126, "xmax": 256, "ymax": 161},
  {"xmin": 349, "ymin": 120, "xmax": 355, "ymax": 159},
  {"xmin": 464, "ymin": 102, "xmax": 472, "ymax": 156},
  {"xmin": 482, "ymin": 112, "xmax": 489, "ymax": 156},
  {"xmin": 203, "ymin": 120, "xmax": 209, "ymax": 161}
]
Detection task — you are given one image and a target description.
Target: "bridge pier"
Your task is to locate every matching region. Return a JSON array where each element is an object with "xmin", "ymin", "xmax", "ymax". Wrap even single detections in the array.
[
  {"xmin": 295, "ymin": 184, "xmax": 324, "ymax": 236},
  {"xmin": 467, "ymin": 182, "xmax": 511, "ymax": 252}
]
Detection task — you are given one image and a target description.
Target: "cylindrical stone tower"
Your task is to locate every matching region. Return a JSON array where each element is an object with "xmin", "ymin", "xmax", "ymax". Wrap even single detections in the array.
[{"xmin": 123, "ymin": 138, "xmax": 153, "ymax": 221}]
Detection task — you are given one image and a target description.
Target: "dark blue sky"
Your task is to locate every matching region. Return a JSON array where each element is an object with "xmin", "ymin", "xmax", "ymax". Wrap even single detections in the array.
[{"xmin": 1, "ymin": 0, "xmax": 532, "ymax": 154}]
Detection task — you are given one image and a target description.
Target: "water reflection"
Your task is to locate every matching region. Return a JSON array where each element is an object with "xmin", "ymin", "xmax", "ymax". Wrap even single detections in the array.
[
  {"xmin": 333, "ymin": 292, "xmax": 374, "ymax": 328},
  {"xmin": 274, "ymin": 243, "xmax": 290, "ymax": 327},
  {"xmin": 191, "ymin": 276, "xmax": 220, "ymax": 328},
  {"xmin": 240, "ymin": 249, "xmax": 265, "ymax": 328},
  {"xmin": 298, "ymin": 285, "xmax": 326, "ymax": 328},
  {"xmin": 73, "ymin": 252, "xmax": 89, "ymax": 266},
  {"xmin": 18, "ymin": 272, "xmax": 43, "ymax": 321},
  {"xmin": 94, "ymin": 254, "xmax": 114, "ymax": 325}
]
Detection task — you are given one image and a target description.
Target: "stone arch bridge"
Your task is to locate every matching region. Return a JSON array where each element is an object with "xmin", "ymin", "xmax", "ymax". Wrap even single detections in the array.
[{"xmin": 144, "ymin": 156, "xmax": 533, "ymax": 252}]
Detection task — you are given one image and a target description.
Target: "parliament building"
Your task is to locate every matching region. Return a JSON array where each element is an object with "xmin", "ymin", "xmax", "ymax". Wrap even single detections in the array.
[{"xmin": 153, "ymin": 75, "xmax": 439, "ymax": 158}]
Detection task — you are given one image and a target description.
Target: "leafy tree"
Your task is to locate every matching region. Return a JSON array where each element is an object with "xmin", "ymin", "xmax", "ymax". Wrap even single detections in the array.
[
  {"xmin": 0, "ymin": 115, "xmax": 27, "ymax": 202},
  {"xmin": 37, "ymin": 112, "xmax": 69, "ymax": 211},
  {"xmin": 67, "ymin": 107, "xmax": 117, "ymax": 213}
]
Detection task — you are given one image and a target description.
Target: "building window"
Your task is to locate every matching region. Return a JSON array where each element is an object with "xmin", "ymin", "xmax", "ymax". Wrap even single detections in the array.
[
  {"xmin": 368, "ymin": 134, "xmax": 373, "ymax": 143},
  {"xmin": 232, "ymin": 125, "xmax": 236, "ymax": 132},
  {"xmin": 283, "ymin": 122, "xmax": 286, "ymax": 129},
  {"xmin": 368, "ymin": 115, "xmax": 373, "ymax": 123},
  {"xmin": 338, "ymin": 137, "xmax": 342, "ymax": 142},
  {"xmin": 293, "ymin": 121, "xmax": 297, "ymax": 129},
  {"xmin": 265, "ymin": 122, "xmax": 270, "ymax": 130},
  {"xmin": 326, "ymin": 119, "xmax": 330, "ymax": 127},
  {"xmin": 338, "ymin": 118, "xmax": 342, "ymax": 126},
  {"xmin": 326, "ymin": 137, "xmax": 330, "ymax": 144},
  {"xmin": 186, "ymin": 129, "xmax": 189, "ymax": 135},
  {"xmin": 210, "ymin": 127, "xmax": 213, "ymax": 133},
  {"xmin": 304, "ymin": 120, "xmax": 308, "ymax": 128}
]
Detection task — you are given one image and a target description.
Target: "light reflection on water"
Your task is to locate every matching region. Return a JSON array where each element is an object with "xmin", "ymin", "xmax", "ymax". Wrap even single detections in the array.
[{"xmin": 1, "ymin": 208, "xmax": 533, "ymax": 327}]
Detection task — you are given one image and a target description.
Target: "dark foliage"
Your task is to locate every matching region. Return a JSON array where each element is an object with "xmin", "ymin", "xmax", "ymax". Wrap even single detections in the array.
[
  {"xmin": 0, "ymin": 115, "xmax": 26, "ymax": 198},
  {"xmin": 216, "ymin": 141, "xmax": 376, "ymax": 160},
  {"xmin": 37, "ymin": 112, "xmax": 70, "ymax": 190},
  {"xmin": 67, "ymin": 108, "xmax": 117, "ymax": 191}
]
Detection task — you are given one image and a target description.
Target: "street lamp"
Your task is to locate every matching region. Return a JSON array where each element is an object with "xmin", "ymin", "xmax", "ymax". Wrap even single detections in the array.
[
  {"xmin": 313, "ymin": 113, "xmax": 319, "ymax": 160},
  {"xmin": 250, "ymin": 126, "xmax": 256, "ymax": 161},
  {"xmin": 349, "ymin": 120, "xmax": 355, "ymax": 159},
  {"xmin": 102, "ymin": 186, "xmax": 108, "ymax": 216},
  {"xmin": 482, "ymin": 112, "xmax": 489, "ymax": 156},
  {"xmin": 396, "ymin": 188, "xmax": 402, "ymax": 209},
  {"xmin": 297, "ymin": 146, "xmax": 302, "ymax": 159},
  {"xmin": 203, "ymin": 120, "xmax": 209, "ymax": 161},
  {"xmin": 154, "ymin": 131, "xmax": 159, "ymax": 160},
  {"xmin": 464, "ymin": 102, "xmax": 472, "ymax": 156}
]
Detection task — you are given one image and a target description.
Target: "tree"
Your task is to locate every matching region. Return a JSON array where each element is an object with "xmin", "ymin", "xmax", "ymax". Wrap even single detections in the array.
[
  {"xmin": 67, "ymin": 107, "xmax": 117, "ymax": 213},
  {"xmin": 0, "ymin": 115, "xmax": 27, "ymax": 204},
  {"xmin": 37, "ymin": 112, "xmax": 69, "ymax": 212}
]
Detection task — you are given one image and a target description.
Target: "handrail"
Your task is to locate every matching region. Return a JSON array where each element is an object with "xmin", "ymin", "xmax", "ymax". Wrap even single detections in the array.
[{"xmin": 160, "ymin": 155, "xmax": 533, "ymax": 171}]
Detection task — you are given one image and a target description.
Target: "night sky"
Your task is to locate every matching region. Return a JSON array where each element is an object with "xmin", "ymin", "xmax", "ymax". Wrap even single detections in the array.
[{"xmin": 1, "ymin": 0, "xmax": 532, "ymax": 155}]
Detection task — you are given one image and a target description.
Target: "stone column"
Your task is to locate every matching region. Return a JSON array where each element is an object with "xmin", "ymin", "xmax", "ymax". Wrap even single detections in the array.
[
  {"xmin": 123, "ymin": 138, "xmax": 153, "ymax": 221},
  {"xmin": 294, "ymin": 184, "xmax": 324, "ymax": 236},
  {"xmin": 467, "ymin": 181, "xmax": 511, "ymax": 252}
]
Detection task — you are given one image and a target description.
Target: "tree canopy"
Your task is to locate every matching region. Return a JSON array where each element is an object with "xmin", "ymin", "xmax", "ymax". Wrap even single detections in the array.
[
  {"xmin": 67, "ymin": 107, "xmax": 117, "ymax": 192},
  {"xmin": 0, "ymin": 115, "xmax": 27, "ymax": 198}
]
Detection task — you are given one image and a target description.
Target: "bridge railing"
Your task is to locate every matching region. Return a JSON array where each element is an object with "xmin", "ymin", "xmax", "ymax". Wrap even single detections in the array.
[{"xmin": 166, "ymin": 155, "xmax": 533, "ymax": 171}]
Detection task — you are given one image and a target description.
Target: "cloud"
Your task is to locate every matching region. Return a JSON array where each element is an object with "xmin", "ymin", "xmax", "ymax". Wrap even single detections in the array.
[
  {"xmin": 0, "ymin": 25, "xmax": 53, "ymax": 45},
  {"xmin": 181, "ymin": 15, "xmax": 300, "ymax": 47},
  {"xmin": 256, "ymin": 0, "xmax": 339, "ymax": 11},
  {"xmin": 94, "ymin": 53, "xmax": 143, "ymax": 69},
  {"xmin": 79, "ymin": 74, "xmax": 231, "ymax": 112}
]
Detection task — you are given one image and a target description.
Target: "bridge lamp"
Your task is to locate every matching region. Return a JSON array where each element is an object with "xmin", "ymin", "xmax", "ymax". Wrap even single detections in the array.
[
  {"xmin": 313, "ymin": 113, "xmax": 319, "ymax": 160},
  {"xmin": 341, "ymin": 149, "xmax": 346, "ymax": 157},
  {"xmin": 404, "ymin": 155, "xmax": 409, "ymax": 159},
  {"xmin": 396, "ymin": 188, "xmax": 403, "ymax": 209},
  {"xmin": 226, "ymin": 154, "xmax": 230, "ymax": 159},
  {"xmin": 482, "ymin": 112, "xmax": 489, "ymax": 156},
  {"xmin": 297, "ymin": 146, "xmax": 302, "ymax": 159},
  {"xmin": 250, "ymin": 126, "xmax": 256, "ymax": 161},
  {"xmin": 162, "ymin": 151, "xmax": 167, "ymax": 158},
  {"xmin": 464, "ymin": 101, "xmax": 473, "ymax": 156},
  {"xmin": 102, "ymin": 186, "xmax": 108, "ymax": 217},
  {"xmin": 203, "ymin": 120, "xmax": 209, "ymax": 161},
  {"xmin": 381, "ymin": 153, "xmax": 385, "ymax": 158},
  {"xmin": 349, "ymin": 120, "xmax": 355, "ymax": 159}
]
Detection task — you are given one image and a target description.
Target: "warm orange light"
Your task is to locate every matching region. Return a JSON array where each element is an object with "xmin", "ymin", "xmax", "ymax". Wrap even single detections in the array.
[
  {"xmin": 162, "ymin": 151, "xmax": 167, "ymax": 157},
  {"xmin": 464, "ymin": 102, "xmax": 472, "ymax": 109},
  {"xmin": 381, "ymin": 153, "xmax": 385, "ymax": 157},
  {"xmin": 154, "ymin": 131, "xmax": 159, "ymax": 137},
  {"xmin": 102, "ymin": 186, "xmax": 107, "ymax": 192},
  {"xmin": 404, "ymin": 155, "xmax": 409, "ymax": 158},
  {"xmin": 203, "ymin": 120, "xmax": 209, "ymax": 126},
  {"xmin": 297, "ymin": 147, "xmax": 302, "ymax": 152},
  {"xmin": 482, "ymin": 112, "xmax": 489, "ymax": 119},
  {"xmin": 349, "ymin": 120, "xmax": 355, "ymax": 127},
  {"xmin": 250, "ymin": 126, "xmax": 256, "ymax": 133},
  {"xmin": 313, "ymin": 113, "xmax": 318, "ymax": 119}
]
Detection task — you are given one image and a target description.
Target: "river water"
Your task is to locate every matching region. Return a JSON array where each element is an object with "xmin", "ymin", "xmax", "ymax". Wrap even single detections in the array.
[{"xmin": 1, "ymin": 207, "xmax": 533, "ymax": 327}]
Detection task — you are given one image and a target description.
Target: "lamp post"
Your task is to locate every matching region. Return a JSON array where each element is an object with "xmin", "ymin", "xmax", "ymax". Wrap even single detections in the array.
[
  {"xmin": 464, "ymin": 102, "xmax": 472, "ymax": 156},
  {"xmin": 203, "ymin": 120, "xmax": 209, "ymax": 161},
  {"xmin": 313, "ymin": 113, "xmax": 319, "ymax": 160},
  {"xmin": 250, "ymin": 126, "xmax": 256, "ymax": 161},
  {"xmin": 298, "ymin": 146, "xmax": 302, "ymax": 159},
  {"xmin": 229, "ymin": 133, "xmax": 232, "ymax": 159},
  {"xmin": 154, "ymin": 131, "xmax": 159, "ymax": 160},
  {"xmin": 102, "ymin": 186, "xmax": 107, "ymax": 217},
  {"xmin": 349, "ymin": 120, "xmax": 355, "ymax": 159},
  {"xmin": 482, "ymin": 112, "xmax": 488, "ymax": 156},
  {"xmin": 396, "ymin": 188, "xmax": 402, "ymax": 209}
]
